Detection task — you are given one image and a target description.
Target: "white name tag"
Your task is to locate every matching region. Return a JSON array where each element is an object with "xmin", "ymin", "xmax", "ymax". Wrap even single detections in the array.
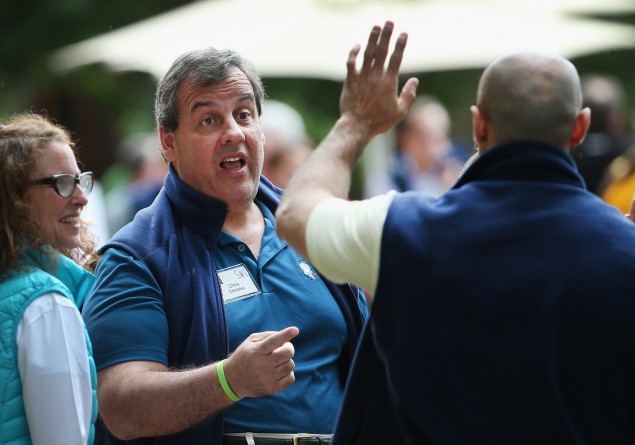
[{"xmin": 217, "ymin": 264, "xmax": 262, "ymax": 304}]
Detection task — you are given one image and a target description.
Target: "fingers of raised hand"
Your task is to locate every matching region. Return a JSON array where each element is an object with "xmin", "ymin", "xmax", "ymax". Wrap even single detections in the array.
[
  {"xmin": 347, "ymin": 44, "xmax": 362, "ymax": 75},
  {"xmin": 398, "ymin": 77, "xmax": 420, "ymax": 111},
  {"xmin": 361, "ymin": 25, "xmax": 382, "ymax": 72},
  {"xmin": 372, "ymin": 21, "xmax": 395, "ymax": 72},
  {"xmin": 387, "ymin": 31, "xmax": 408, "ymax": 76},
  {"xmin": 361, "ymin": 22, "xmax": 395, "ymax": 74}
]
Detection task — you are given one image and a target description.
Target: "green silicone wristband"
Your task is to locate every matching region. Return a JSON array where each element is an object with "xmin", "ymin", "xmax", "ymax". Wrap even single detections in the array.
[{"xmin": 217, "ymin": 359, "xmax": 242, "ymax": 402}]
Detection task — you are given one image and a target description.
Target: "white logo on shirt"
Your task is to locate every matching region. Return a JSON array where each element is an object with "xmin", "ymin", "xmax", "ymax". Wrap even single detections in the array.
[{"xmin": 299, "ymin": 261, "xmax": 317, "ymax": 280}]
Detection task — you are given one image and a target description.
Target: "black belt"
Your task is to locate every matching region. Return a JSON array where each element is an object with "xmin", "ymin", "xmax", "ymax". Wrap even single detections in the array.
[{"xmin": 223, "ymin": 435, "xmax": 332, "ymax": 445}]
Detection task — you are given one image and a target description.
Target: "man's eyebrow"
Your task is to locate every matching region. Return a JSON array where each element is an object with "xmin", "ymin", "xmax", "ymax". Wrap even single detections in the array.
[
  {"xmin": 191, "ymin": 100, "xmax": 214, "ymax": 113},
  {"xmin": 236, "ymin": 93, "xmax": 256, "ymax": 106},
  {"xmin": 190, "ymin": 94, "xmax": 256, "ymax": 113}
]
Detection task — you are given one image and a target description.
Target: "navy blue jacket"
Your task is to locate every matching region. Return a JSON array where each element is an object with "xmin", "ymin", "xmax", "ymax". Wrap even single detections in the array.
[
  {"xmin": 333, "ymin": 141, "xmax": 635, "ymax": 445},
  {"xmin": 95, "ymin": 166, "xmax": 366, "ymax": 445}
]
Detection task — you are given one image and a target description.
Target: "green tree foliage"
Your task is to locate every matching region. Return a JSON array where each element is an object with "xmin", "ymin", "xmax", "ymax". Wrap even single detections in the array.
[
  {"xmin": 0, "ymin": 0, "xmax": 191, "ymax": 176},
  {"xmin": 1, "ymin": 1, "xmax": 633, "ymax": 181}
]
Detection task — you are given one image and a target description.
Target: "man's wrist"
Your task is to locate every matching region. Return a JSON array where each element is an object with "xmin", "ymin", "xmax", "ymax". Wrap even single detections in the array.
[
  {"xmin": 327, "ymin": 115, "xmax": 373, "ymax": 168},
  {"xmin": 217, "ymin": 359, "xmax": 242, "ymax": 402},
  {"xmin": 336, "ymin": 113, "xmax": 374, "ymax": 144}
]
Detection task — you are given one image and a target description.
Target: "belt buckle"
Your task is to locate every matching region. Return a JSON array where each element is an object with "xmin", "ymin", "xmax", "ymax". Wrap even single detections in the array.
[{"xmin": 292, "ymin": 434, "xmax": 314, "ymax": 445}]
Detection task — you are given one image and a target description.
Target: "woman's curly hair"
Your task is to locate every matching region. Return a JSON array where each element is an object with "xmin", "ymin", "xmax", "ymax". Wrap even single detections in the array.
[{"xmin": 0, "ymin": 112, "xmax": 99, "ymax": 276}]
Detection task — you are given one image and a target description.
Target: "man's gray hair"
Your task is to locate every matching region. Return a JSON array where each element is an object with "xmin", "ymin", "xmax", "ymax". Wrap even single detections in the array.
[{"xmin": 155, "ymin": 47, "xmax": 265, "ymax": 132}]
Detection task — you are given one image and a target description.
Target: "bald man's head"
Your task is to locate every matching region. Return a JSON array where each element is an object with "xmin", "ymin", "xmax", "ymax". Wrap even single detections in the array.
[{"xmin": 475, "ymin": 51, "xmax": 585, "ymax": 149}]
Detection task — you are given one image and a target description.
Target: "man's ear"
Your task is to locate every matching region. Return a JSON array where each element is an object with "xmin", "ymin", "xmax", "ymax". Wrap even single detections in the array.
[
  {"xmin": 471, "ymin": 105, "xmax": 488, "ymax": 152},
  {"xmin": 159, "ymin": 126, "xmax": 176, "ymax": 163},
  {"xmin": 569, "ymin": 107, "xmax": 591, "ymax": 148}
]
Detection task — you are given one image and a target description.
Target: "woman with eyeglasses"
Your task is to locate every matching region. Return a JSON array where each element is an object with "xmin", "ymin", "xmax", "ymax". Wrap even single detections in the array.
[{"xmin": 0, "ymin": 112, "xmax": 98, "ymax": 445}]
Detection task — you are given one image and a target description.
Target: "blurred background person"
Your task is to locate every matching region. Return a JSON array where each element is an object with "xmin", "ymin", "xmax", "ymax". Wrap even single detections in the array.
[
  {"xmin": 266, "ymin": 142, "xmax": 313, "ymax": 189},
  {"xmin": 600, "ymin": 140, "xmax": 635, "ymax": 213},
  {"xmin": 570, "ymin": 73, "xmax": 634, "ymax": 195},
  {"xmin": 104, "ymin": 132, "xmax": 168, "ymax": 233},
  {"xmin": 0, "ymin": 112, "xmax": 98, "ymax": 444},
  {"xmin": 364, "ymin": 95, "xmax": 468, "ymax": 198},
  {"xmin": 82, "ymin": 179, "xmax": 111, "ymax": 249},
  {"xmin": 260, "ymin": 99, "xmax": 313, "ymax": 189}
]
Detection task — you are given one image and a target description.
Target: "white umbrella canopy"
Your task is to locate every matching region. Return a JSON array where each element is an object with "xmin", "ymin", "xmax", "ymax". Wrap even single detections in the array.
[
  {"xmin": 487, "ymin": 0, "xmax": 635, "ymax": 15},
  {"xmin": 50, "ymin": 0, "xmax": 635, "ymax": 80}
]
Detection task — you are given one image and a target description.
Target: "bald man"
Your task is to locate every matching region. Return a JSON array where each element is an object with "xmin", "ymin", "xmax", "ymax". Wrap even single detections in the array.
[{"xmin": 277, "ymin": 46, "xmax": 635, "ymax": 444}]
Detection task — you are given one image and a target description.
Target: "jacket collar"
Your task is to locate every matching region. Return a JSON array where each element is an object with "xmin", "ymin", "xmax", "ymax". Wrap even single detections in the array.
[
  {"xmin": 163, "ymin": 164, "xmax": 284, "ymax": 243},
  {"xmin": 454, "ymin": 141, "xmax": 586, "ymax": 190},
  {"xmin": 164, "ymin": 164, "xmax": 228, "ymax": 242}
]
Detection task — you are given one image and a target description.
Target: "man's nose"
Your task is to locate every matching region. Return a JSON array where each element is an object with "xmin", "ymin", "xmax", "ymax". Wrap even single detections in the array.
[{"xmin": 222, "ymin": 119, "xmax": 246, "ymax": 145}]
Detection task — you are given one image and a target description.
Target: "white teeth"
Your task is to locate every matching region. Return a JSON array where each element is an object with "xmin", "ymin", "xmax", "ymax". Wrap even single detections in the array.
[
  {"xmin": 224, "ymin": 157, "xmax": 240, "ymax": 162},
  {"xmin": 61, "ymin": 216, "xmax": 80, "ymax": 223}
]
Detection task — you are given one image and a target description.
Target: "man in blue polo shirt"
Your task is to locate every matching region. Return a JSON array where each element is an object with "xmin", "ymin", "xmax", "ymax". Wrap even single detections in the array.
[{"xmin": 81, "ymin": 24, "xmax": 377, "ymax": 445}]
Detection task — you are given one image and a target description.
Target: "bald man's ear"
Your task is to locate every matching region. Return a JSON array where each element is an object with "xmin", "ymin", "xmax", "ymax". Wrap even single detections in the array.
[
  {"xmin": 471, "ymin": 105, "xmax": 488, "ymax": 151},
  {"xmin": 569, "ymin": 107, "xmax": 591, "ymax": 148}
]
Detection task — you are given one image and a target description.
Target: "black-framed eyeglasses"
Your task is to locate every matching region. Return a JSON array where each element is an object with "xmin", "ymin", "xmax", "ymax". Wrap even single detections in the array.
[{"xmin": 31, "ymin": 172, "xmax": 94, "ymax": 198}]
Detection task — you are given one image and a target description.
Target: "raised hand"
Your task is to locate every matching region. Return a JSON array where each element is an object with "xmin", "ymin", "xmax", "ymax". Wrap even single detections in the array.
[
  {"xmin": 222, "ymin": 326, "xmax": 299, "ymax": 398},
  {"xmin": 275, "ymin": 22, "xmax": 418, "ymax": 259},
  {"xmin": 340, "ymin": 21, "xmax": 419, "ymax": 141}
]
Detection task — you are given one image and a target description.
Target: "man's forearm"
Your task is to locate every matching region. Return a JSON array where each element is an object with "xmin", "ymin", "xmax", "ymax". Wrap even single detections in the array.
[
  {"xmin": 98, "ymin": 362, "xmax": 232, "ymax": 440},
  {"xmin": 276, "ymin": 115, "xmax": 371, "ymax": 257},
  {"xmin": 99, "ymin": 326, "xmax": 298, "ymax": 439}
]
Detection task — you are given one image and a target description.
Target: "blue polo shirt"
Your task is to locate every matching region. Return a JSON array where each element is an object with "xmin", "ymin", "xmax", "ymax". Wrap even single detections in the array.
[
  {"xmin": 219, "ymin": 201, "xmax": 347, "ymax": 434},
  {"xmin": 84, "ymin": 200, "xmax": 351, "ymax": 435}
]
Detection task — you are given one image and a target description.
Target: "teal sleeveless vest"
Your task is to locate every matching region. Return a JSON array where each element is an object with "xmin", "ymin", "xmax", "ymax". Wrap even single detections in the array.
[{"xmin": 0, "ymin": 252, "xmax": 98, "ymax": 444}]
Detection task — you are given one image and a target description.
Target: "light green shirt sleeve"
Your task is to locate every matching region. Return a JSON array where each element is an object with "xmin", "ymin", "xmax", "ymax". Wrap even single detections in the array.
[{"xmin": 305, "ymin": 192, "xmax": 396, "ymax": 295}]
